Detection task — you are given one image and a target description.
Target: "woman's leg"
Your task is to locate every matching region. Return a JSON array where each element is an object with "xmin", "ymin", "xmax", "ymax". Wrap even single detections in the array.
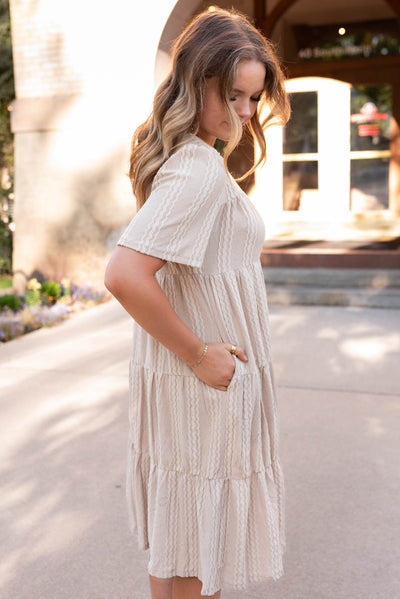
[
  {"xmin": 149, "ymin": 575, "xmax": 174, "ymax": 599},
  {"xmin": 172, "ymin": 576, "xmax": 221, "ymax": 599}
]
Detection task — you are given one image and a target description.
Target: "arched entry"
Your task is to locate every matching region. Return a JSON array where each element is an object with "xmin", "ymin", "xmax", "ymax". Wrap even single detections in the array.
[
  {"xmin": 154, "ymin": 0, "xmax": 200, "ymax": 85},
  {"xmin": 261, "ymin": 0, "xmax": 400, "ymax": 218}
]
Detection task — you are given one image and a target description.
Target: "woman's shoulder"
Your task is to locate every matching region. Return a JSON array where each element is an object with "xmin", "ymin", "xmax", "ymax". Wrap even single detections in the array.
[
  {"xmin": 151, "ymin": 135, "xmax": 227, "ymax": 195},
  {"xmin": 180, "ymin": 134, "xmax": 224, "ymax": 157},
  {"xmin": 160, "ymin": 135, "xmax": 225, "ymax": 175}
]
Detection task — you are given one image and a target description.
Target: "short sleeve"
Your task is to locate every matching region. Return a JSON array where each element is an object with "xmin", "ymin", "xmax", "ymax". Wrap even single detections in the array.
[{"xmin": 118, "ymin": 141, "xmax": 226, "ymax": 268}]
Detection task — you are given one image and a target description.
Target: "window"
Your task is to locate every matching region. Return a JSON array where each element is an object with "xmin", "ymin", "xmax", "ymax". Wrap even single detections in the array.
[{"xmin": 282, "ymin": 91, "xmax": 318, "ymax": 211}]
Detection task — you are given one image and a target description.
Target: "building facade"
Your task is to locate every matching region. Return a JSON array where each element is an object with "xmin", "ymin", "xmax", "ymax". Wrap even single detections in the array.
[{"xmin": 9, "ymin": 0, "xmax": 400, "ymax": 289}]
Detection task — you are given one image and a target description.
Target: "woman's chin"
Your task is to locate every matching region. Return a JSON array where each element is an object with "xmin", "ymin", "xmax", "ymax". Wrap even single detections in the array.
[{"xmin": 218, "ymin": 129, "xmax": 230, "ymax": 142}]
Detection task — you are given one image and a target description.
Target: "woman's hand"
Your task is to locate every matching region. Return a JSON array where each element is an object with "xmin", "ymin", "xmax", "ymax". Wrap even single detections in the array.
[{"xmin": 191, "ymin": 342, "xmax": 248, "ymax": 391}]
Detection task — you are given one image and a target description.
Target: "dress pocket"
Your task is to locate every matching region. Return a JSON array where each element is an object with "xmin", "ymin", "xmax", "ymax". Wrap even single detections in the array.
[{"xmin": 228, "ymin": 356, "xmax": 249, "ymax": 389}]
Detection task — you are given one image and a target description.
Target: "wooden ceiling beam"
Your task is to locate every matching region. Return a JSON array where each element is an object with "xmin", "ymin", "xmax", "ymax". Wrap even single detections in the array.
[
  {"xmin": 384, "ymin": 0, "xmax": 400, "ymax": 27},
  {"xmin": 384, "ymin": 0, "xmax": 400, "ymax": 18},
  {"xmin": 262, "ymin": 0, "xmax": 400, "ymax": 38},
  {"xmin": 253, "ymin": 0, "xmax": 267, "ymax": 31},
  {"xmin": 262, "ymin": 0, "xmax": 298, "ymax": 37}
]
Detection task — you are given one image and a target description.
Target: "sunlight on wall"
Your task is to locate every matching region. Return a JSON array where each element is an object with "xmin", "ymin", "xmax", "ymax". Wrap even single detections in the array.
[{"xmin": 45, "ymin": 1, "xmax": 177, "ymax": 170}]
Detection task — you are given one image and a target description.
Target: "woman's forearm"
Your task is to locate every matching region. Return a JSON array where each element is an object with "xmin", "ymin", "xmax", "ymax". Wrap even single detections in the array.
[
  {"xmin": 112, "ymin": 275, "xmax": 203, "ymax": 364},
  {"xmin": 105, "ymin": 248, "xmax": 203, "ymax": 366}
]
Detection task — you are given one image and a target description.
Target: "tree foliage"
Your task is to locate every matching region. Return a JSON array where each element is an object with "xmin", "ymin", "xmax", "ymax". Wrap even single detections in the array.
[
  {"xmin": 0, "ymin": 0, "xmax": 14, "ymax": 274},
  {"xmin": 0, "ymin": 0, "xmax": 14, "ymax": 169}
]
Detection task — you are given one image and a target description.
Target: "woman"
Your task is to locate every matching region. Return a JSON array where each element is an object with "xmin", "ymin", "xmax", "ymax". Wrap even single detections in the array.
[{"xmin": 105, "ymin": 8, "xmax": 290, "ymax": 599}]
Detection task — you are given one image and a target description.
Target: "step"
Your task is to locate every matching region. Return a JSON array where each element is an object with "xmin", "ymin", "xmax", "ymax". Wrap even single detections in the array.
[
  {"xmin": 261, "ymin": 249, "xmax": 400, "ymax": 269},
  {"xmin": 265, "ymin": 284, "xmax": 400, "ymax": 309},
  {"xmin": 263, "ymin": 267, "xmax": 400, "ymax": 308},
  {"xmin": 263, "ymin": 267, "xmax": 400, "ymax": 289}
]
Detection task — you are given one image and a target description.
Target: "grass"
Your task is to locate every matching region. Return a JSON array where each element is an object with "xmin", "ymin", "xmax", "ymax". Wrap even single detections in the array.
[{"xmin": 0, "ymin": 276, "xmax": 12, "ymax": 290}]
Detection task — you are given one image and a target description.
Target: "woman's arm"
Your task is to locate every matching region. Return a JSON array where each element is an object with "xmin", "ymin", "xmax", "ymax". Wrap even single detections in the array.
[
  {"xmin": 104, "ymin": 246, "xmax": 247, "ymax": 390},
  {"xmin": 105, "ymin": 246, "xmax": 201, "ymax": 364}
]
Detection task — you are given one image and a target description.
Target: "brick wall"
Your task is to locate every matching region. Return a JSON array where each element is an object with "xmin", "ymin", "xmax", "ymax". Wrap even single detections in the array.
[{"xmin": 10, "ymin": 0, "xmax": 84, "ymax": 98}]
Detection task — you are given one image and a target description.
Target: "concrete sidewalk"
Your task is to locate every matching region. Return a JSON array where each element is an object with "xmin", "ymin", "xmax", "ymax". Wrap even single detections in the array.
[{"xmin": 1, "ymin": 300, "xmax": 399, "ymax": 599}]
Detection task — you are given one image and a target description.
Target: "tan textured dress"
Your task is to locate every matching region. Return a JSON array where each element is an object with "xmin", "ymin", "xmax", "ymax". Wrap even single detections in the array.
[{"xmin": 118, "ymin": 134, "xmax": 285, "ymax": 596}]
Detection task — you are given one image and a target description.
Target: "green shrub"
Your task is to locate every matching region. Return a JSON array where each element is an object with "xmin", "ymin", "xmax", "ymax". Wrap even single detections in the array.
[
  {"xmin": 0, "ymin": 293, "xmax": 21, "ymax": 312},
  {"xmin": 25, "ymin": 288, "xmax": 41, "ymax": 306},
  {"xmin": 0, "ymin": 223, "xmax": 12, "ymax": 275},
  {"xmin": 41, "ymin": 280, "xmax": 61, "ymax": 305},
  {"xmin": 0, "ymin": 256, "xmax": 11, "ymax": 275}
]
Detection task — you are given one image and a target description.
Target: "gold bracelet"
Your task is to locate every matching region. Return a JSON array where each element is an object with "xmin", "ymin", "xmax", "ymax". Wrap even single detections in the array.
[{"xmin": 190, "ymin": 343, "xmax": 208, "ymax": 368}]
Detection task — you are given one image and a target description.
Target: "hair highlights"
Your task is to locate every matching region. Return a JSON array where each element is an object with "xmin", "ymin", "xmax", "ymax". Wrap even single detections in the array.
[{"xmin": 130, "ymin": 8, "xmax": 290, "ymax": 207}]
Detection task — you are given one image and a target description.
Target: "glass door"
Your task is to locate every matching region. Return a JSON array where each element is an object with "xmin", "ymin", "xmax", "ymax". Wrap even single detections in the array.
[
  {"xmin": 282, "ymin": 91, "xmax": 318, "ymax": 212},
  {"xmin": 350, "ymin": 84, "xmax": 392, "ymax": 211}
]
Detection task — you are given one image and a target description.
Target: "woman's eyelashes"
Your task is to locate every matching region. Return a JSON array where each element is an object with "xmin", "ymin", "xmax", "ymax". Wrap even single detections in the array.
[{"xmin": 229, "ymin": 95, "xmax": 262, "ymax": 102}]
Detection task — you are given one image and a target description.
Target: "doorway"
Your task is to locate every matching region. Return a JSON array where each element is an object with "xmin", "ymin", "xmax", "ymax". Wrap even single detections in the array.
[{"xmin": 282, "ymin": 77, "xmax": 392, "ymax": 218}]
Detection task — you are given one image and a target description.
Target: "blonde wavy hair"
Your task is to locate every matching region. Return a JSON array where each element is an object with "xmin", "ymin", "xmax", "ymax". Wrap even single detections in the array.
[{"xmin": 130, "ymin": 8, "xmax": 290, "ymax": 208}]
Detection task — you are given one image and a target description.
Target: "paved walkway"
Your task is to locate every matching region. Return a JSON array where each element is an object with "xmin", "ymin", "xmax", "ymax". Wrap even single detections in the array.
[{"xmin": 1, "ymin": 300, "xmax": 399, "ymax": 599}]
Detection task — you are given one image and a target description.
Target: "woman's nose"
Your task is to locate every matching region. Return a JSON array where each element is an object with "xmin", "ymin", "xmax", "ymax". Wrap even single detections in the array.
[{"xmin": 235, "ymin": 99, "xmax": 252, "ymax": 123}]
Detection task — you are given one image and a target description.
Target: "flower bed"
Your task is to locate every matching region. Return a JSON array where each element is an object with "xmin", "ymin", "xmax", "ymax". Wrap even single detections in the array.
[{"xmin": 0, "ymin": 278, "xmax": 108, "ymax": 343}]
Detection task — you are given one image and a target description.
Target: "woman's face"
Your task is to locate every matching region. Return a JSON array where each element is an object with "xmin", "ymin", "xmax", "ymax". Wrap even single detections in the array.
[{"xmin": 197, "ymin": 59, "xmax": 266, "ymax": 146}]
